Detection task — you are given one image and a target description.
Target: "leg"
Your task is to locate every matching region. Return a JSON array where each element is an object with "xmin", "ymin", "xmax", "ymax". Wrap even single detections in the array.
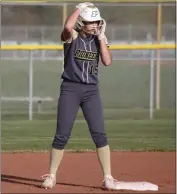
[
  {"xmin": 80, "ymin": 89, "xmax": 111, "ymax": 178},
  {"xmin": 81, "ymin": 89, "xmax": 122, "ymax": 190},
  {"xmin": 52, "ymin": 88, "xmax": 80, "ymax": 150},
  {"xmin": 42, "ymin": 82, "xmax": 80, "ymax": 189}
]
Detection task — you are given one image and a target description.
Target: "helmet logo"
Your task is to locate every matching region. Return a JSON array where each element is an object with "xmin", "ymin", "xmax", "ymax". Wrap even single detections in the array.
[{"xmin": 91, "ymin": 10, "xmax": 98, "ymax": 17}]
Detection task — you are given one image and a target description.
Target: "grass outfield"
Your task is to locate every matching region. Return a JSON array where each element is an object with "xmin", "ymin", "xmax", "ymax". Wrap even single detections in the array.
[
  {"xmin": 1, "ymin": 119, "xmax": 176, "ymax": 152},
  {"xmin": 1, "ymin": 59, "xmax": 175, "ymax": 152}
]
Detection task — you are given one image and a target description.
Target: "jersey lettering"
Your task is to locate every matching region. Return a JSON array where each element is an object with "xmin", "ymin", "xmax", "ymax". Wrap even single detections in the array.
[{"xmin": 74, "ymin": 49, "xmax": 99, "ymax": 61}]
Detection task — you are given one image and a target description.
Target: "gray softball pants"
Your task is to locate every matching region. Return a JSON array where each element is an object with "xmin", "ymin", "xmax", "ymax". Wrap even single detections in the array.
[{"xmin": 52, "ymin": 80, "xmax": 108, "ymax": 150}]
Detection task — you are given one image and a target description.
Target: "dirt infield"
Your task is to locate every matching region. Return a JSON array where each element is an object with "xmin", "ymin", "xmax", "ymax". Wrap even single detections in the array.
[{"xmin": 2, "ymin": 152, "xmax": 176, "ymax": 193}]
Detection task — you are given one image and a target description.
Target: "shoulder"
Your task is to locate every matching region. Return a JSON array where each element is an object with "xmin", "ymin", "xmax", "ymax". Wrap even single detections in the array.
[{"xmin": 62, "ymin": 29, "xmax": 79, "ymax": 44}]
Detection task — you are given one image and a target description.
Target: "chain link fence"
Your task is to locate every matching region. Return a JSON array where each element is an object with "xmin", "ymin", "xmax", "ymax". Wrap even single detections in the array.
[
  {"xmin": 1, "ymin": 49, "xmax": 175, "ymax": 121},
  {"xmin": 1, "ymin": 2, "xmax": 176, "ymax": 121},
  {"xmin": 2, "ymin": 24, "xmax": 176, "ymax": 44},
  {"xmin": 2, "ymin": 2, "xmax": 176, "ymax": 43}
]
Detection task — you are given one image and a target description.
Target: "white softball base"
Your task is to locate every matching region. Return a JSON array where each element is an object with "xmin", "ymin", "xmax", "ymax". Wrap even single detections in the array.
[{"xmin": 116, "ymin": 181, "xmax": 158, "ymax": 191}]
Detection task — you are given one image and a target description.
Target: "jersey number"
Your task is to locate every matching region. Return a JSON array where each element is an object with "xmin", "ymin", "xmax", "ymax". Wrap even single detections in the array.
[{"xmin": 89, "ymin": 64, "xmax": 98, "ymax": 75}]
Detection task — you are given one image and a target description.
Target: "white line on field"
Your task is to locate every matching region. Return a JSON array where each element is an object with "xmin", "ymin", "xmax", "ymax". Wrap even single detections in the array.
[
  {"xmin": 2, "ymin": 120, "xmax": 117, "ymax": 124},
  {"xmin": 2, "ymin": 137, "xmax": 118, "ymax": 141},
  {"xmin": 2, "ymin": 119, "xmax": 155, "ymax": 124},
  {"xmin": 2, "ymin": 141, "xmax": 95, "ymax": 145},
  {"xmin": 2, "ymin": 137, "xmax": 169, "ymax": 144}
]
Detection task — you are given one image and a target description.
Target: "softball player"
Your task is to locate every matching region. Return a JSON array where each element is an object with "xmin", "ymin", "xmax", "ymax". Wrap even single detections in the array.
[{"xmin": 42, "ymin": 2, "xmax": 120, "ymax": 190}]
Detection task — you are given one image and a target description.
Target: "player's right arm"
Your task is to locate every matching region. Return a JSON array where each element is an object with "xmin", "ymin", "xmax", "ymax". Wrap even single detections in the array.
[
  {"xmin": 61, "ymin": 2, "xmax": 94, "ymax": 42},
  {"xmin": 61, "ymin": 8, "xmax": 80, "ymax": 42}
]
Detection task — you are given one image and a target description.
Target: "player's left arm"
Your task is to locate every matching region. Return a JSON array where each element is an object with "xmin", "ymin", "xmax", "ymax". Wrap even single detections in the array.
[
  {"xmin": 98, "ymin": 19, "xmax": 112, "ymax": 66},
  {"xmin": 99, "ymin": 38, "xmax": 112, "ymax": 66}
]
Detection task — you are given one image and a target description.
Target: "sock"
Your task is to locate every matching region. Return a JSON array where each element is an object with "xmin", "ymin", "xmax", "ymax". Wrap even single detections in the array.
[
  {"xmin": 97, "ymin": 145, "xmax": 112, "ymax": 178},
  {"xmin": 49, "ymin": 148, "xmax": 64, "ymax": 175}
]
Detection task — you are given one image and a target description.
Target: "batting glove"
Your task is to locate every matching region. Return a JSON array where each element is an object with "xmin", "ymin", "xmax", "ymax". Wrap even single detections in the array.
[
  {"xmin": 98, "ymin": 19, "xmax": 106, "ymax": 40},
  {"xmin": 75, "ymin": 2, "xmax": 94, "ymax": 12}
]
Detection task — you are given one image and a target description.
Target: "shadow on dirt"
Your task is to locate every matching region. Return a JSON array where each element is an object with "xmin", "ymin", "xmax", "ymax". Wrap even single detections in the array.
[{"xmin": 1, "ymin": 174, "xmax": 102, "ymax": 190}]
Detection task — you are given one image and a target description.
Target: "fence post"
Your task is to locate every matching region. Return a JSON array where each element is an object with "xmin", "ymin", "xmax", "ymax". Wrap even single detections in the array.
[
  {"xmin": 29, "ymin": 50, "xmax": 33, "ymax": 120},
  {"xmin": 0, "ymin": 74, "xmax": 2, "ymax": 133},
  {"xmin": 62, "ymin": 3, "xmax": 67, "ymax": 27},
  {"xmin": 149, "ymin": 50, "xmax": 155, "ymax": 120},
  {"xmin": 156, "ymin": 3, "xmax": 162, "ymax": 110},
  {"xmin": 0, "ymin": 74, "xmax": 1, "ymax": 194}
]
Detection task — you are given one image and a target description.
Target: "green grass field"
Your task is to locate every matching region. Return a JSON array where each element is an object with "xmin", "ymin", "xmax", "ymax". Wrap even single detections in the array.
[
  {"xmin": 1, "ymin": 59, "xmax": 175, "ymax": 152},
  {"xmin": 1, "ymin": 119, "xmax": 176, "ymax": 152},
  {"xmin": 1, "ymin": 0, "xmax": 176, "ymax": 154}
]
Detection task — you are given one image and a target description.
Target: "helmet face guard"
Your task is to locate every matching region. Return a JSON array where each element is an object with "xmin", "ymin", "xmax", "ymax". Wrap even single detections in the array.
[
  {"xmin": 77, "ymin": 18, "xmax": 104, "ymax": 35},
  {"xmin": 76, "ymin": 6, "xmax": 104, "ymax": 35}
]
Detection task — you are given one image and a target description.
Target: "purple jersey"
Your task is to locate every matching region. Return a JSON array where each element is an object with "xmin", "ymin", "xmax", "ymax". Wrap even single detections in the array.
[{"xmin": 61, "ymin": 30, "xmax": 101, "ymax": 85}]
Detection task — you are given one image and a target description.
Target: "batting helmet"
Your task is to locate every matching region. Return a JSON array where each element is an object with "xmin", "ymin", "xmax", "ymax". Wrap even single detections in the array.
[{"xmin": 76, "ymin": 5, "xmax": 104, "ymax": 35}]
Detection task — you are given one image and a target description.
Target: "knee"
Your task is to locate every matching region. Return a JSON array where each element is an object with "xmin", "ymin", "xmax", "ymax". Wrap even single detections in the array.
[
  {"xmin": 52, "ymin": 134, "xmax": 70, "ymax": 150},
  {"xmin": 91, "ymin": 132, "xmax": 108, "ymax": 148}
]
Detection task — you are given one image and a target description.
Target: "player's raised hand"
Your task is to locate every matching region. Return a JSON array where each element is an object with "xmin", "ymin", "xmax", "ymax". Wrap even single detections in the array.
[
  {"xmin": 75, "ymin": 2, "xmax": 94, "ymax": 12},
  {"xmin": 98, "ymin": 19, "xmax": 107, "ymax": 40}
]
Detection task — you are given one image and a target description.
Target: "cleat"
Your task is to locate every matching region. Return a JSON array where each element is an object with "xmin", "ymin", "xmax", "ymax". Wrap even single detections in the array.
[
  {"xmin": 41, "ymin": 174, "xmax": 56, "ymax": 189},
  {"xmin": 103, "ymin": 176, "xmax": 120, "ymax": 190}
]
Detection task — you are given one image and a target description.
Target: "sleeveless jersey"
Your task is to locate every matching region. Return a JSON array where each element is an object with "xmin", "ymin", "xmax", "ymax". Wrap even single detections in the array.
[{"xmin": 61, "ymin": 30, "xmax": 101, "ymax": 85}]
